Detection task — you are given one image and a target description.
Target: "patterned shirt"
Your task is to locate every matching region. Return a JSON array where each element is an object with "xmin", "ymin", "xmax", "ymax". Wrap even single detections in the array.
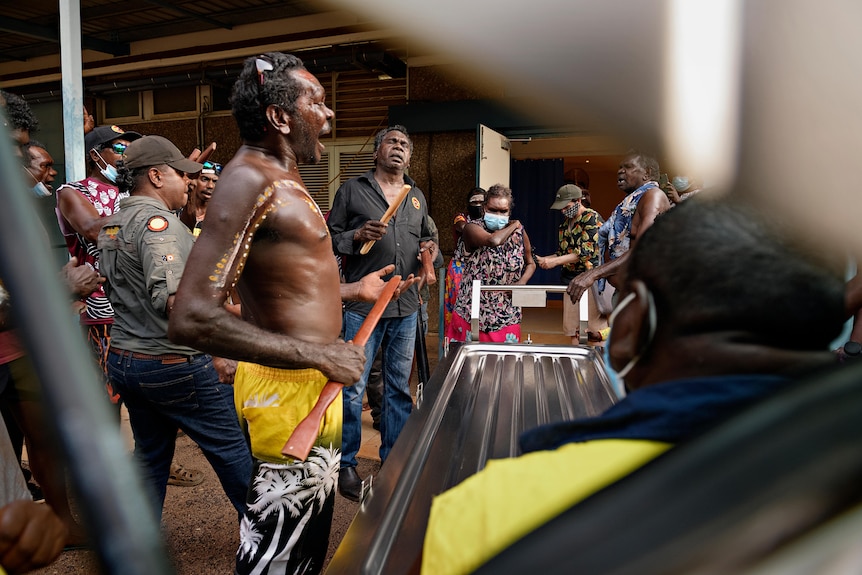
[
  {"xmin": 606, "ymin": 181, "xmax": 659, "ymax": 261},
  {"xmin": 454, "ymin": 222, "xmax": 527, "ymax": 332},
  {"xmin": 56, "ymin": 177, "xmax": 128, "ymax": 325},
  {"xmin": 556, "ymin": 208, "xmax": 600, "ymax": 280}
]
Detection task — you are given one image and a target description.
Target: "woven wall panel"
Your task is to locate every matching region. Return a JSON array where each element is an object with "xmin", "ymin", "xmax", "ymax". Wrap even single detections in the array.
[
  {"xmin": 122, "ymin": 118, "xmax": 198, "ymax": 157},
  {"xmin": 203, "ymin": 115, "xmax": 243, "ymax": 164}
]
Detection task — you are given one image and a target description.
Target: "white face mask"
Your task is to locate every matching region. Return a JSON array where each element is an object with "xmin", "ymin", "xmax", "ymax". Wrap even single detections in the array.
[{"xmin": 603, "ymin": 286, "xmax": 657, "ymax": 397}]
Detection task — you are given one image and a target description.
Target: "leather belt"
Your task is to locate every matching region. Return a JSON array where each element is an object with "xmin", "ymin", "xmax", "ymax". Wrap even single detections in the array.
[{"xmin": 109, "ymin": 348, "xmax": 194, "ymax": 364}]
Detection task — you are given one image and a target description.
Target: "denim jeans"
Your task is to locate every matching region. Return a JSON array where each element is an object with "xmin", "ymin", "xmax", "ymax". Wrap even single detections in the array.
[
  {"xmin": 342, "ymin": 311, "xmax": 416, "ymax": 467},
  {"xmin": 107, "ymin": 350, "xmax": 251, "ymax": 517}
]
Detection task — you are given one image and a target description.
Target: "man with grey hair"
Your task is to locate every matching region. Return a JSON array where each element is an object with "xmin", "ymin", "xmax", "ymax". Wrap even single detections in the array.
[
  {"xmin": 328, "ymin": 125, "xmax": 438, "ymax": 501},
  {"xmin": 566, "ymin": 151, "xmax": 670, "ymax": 305}
]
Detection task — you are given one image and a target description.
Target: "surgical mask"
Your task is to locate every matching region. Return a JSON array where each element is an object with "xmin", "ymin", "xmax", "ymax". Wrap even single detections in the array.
[
  {"xmin": 23, "ymin": 167, "xmax": 51, "ymax": 198},
  {"xmin": 100, "ymin": 163, "xmax": 118, "ymax": 184},
  {"xmin": 467, "ymin": 205, "xmax": 483, "ymax": 219},
  {"xmin": 94, "ymin": 150, "xmax": 118, "ymax": 183},
  {"xmin": 31, "ymin": 181, "xmax": 51, "ymax": 198},
  {"xmin": 672, "ymin": 176, "xmax": 690, "ymax": 192},
  {"xmin": 484, "ymin": 213, "xmax": 509, "ymax": 231},
  {"xmin": 602, "ymin": 286, "xmax": 657, "ymax": 399},
  {"xmin": 563, "ymin": 202, "xmax": 579, "ymax": 219}
]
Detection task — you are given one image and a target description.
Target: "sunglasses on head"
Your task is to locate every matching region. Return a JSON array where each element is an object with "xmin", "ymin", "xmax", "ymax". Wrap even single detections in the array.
[
  {"xmin": 255, "ymin": 55, "xmax": 274, "ymax": 86},
  {"xmin": 202, "ymin": 161, "xmax": 222, "ymax": 175}
]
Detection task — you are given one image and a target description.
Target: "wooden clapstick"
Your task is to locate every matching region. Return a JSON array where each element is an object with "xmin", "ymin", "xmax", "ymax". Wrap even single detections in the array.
[
  {"xmin": 281, "ymin": 276, "xmax": 402, "ymax": 460},
  {"xmin": 419, "ymin": 247, "xmax": 437, "ymax": 286},
  {"xmin": 359, "ymin": 184, "xmax": 412, "ymax": 255}
]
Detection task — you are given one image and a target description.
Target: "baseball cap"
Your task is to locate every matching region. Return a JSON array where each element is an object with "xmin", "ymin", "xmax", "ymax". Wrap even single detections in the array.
[
  {"xmin": 122, "ymin": 135, "xmax": 203, "ymax": 173},
  {"xmin": 85, "ymin": 125, "xmax": 142, "ymax": 152},
  {"xmin": 550, "ymin": 184, "xmax": 582, "ymax": 210}
]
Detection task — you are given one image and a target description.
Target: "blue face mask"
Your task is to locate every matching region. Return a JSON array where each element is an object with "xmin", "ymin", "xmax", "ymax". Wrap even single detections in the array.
[
  {"xmin": 94, "ymin": 151, "xmax": 118, "ymax": 183},
  {"xmin": 100, "ymin": 163, "xmax": 118, "ymax": 184},
  {"xmin": 602, "ymin": 287, "xmax": 657, "ymax": 400},
  {"xmin": 672, "ymin": 176, "xmax": 690, "ymax": 192},
  {"xmin": 23, "ymin": 167, "xmax": 51, "ymax": 198},
  {"xmin": 484, "ymin": 213, "xmax": 509, "ymax": 231},
  {"xmin": 31, "ymin": 181, "xmax": 51, "ymax": 198}
]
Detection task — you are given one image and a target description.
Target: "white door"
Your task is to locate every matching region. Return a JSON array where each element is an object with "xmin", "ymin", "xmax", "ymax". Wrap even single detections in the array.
[{"xmin": 477, "ymin": 124, "xmax": 511, "ymax": 190}]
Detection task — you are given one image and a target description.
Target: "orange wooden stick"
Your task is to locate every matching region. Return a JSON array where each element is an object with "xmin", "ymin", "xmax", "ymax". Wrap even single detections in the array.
[
  {"xmin": 420, "ymin": 247, "xmax": 437, "ymax": 286},
  {"xmin": 281, "ymin": 276, "xmax": 402, "ymax": 460},
  {"xmin": 359, "ymin": 184, "xmax": 411, "ymax": 255}
]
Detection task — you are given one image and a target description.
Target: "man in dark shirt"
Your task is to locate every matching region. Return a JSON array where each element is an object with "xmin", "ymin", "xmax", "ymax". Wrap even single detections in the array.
[{"xmin": 327, "ymin": 125, "xmax": 438, "ymax": 501}]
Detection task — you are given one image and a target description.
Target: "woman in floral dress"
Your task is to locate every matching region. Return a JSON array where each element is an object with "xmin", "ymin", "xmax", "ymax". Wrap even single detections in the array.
[{"xmin": 446, "ymin": 184, "xmax": 536, "ymax": 343}]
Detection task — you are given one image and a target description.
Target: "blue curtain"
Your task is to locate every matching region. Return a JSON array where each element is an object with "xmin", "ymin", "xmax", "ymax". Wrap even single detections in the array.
[{"xmin": 511, "ymin": 158, "xmax": 564, "ymax": 288}]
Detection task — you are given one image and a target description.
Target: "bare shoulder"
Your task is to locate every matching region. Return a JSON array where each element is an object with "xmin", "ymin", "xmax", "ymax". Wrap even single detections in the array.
[{"xmin": 640, "ymin": 186, "xmax": 671, "ymax": 209}]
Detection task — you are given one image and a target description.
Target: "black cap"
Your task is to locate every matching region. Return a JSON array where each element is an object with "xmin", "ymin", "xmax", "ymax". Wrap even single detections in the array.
[{"xmin": 85, "ymin": 125, "xmax": 142, "ymax": 152}]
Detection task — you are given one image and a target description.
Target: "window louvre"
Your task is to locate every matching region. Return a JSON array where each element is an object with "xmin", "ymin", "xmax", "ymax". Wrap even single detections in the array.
[
  {"xmin": 298, "ymin": 153, "xmax": 330, "ymax": 211},
  {"xmin": 338, "ymin": 151, "xmax": 375, "ymax": 185}
]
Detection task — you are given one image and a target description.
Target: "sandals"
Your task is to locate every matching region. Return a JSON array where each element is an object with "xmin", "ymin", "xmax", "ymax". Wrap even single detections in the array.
[{"xmin": 167, "ymin": 463, "xmax": 204, "ymax": 487}]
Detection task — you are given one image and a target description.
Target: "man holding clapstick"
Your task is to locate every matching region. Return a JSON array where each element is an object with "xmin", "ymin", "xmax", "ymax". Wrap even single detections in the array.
[
  {"xmin": 169, "ymin": 53, "xmax": 411, "ymax": 575},
  {"xmin": 327, "ymin": 125, "xmax": 439, "ymax": 501}
]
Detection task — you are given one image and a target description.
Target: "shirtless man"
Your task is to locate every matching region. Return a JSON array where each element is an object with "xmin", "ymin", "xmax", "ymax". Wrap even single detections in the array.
[
  {"xmin": 179, "ymin": 160, "xmax": 220, "ymax": 236},
  {"xmin": 169, "ymin": 52, "xmax": 408, "ymax": 575}
]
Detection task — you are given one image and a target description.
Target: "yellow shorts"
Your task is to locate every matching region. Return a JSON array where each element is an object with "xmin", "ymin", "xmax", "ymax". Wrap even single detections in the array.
[{"xmin": 234, "ymin": 363, "xmax": 342, "ymax": 463}]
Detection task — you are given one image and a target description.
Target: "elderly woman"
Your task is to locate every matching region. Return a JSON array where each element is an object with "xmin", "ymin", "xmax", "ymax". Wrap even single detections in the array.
[{"xmin": 446, "ymin": 184, "xmax": 536, "ymax": 343}]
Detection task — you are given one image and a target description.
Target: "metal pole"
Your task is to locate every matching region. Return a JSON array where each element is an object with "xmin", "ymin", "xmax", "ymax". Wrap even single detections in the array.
[
  {"xmin": 59, "ymin": 0, "xmax": 86, "ymax": 183},
  {"xmin": 0, "ymin": 125, "xmax": 173, "ymax": 573}
]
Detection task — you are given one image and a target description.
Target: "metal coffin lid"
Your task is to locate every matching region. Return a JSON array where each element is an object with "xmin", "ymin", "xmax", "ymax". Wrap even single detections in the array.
[{"xmin": 327, "ymin": 342, "xmax": 617, "ymax": 575}]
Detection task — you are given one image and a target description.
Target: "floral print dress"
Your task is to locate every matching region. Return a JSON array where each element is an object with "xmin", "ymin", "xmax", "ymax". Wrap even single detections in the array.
[{"xmin": 447, "ymin": 223, "xmax": 527, "ymax": 343}]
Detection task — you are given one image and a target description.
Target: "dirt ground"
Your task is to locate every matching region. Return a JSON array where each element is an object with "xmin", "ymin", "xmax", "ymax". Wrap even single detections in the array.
[
  {"xmin": 31, "ymin": 335, "xmax": 443, "ymax": 574},
  {"xmin": 30, "ymin": 434, "xmax": 381, "ymax": 575}
]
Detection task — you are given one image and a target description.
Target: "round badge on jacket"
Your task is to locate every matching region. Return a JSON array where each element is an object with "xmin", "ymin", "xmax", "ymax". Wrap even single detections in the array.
[
  {"xmin": 147, "ymin": 216, "xmax": 169, "ymax": 232},
  {"xmin": 412, "ymin": 197, "xmax": 421, "ymax": 210}
]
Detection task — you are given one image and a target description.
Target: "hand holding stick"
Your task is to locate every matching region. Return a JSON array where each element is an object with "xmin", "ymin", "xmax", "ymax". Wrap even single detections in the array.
[
  {"xmin": 359, "ymin": 184, "xmax": 411, "ymax": 255},
  {"xmin": 281, "ymin": 276, "xmax": 402, "ymax": 460}
]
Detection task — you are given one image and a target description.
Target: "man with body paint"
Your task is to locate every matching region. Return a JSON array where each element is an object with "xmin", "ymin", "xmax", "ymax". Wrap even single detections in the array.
[{"xmin": 169, "ymin": 52, "xmax": 411, "ymax": 575}]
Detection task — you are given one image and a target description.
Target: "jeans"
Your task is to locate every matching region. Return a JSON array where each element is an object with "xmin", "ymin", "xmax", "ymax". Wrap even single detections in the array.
[
  {"xmin": 107, "ymin": 350, "xmax": 251, "ymax": 517},
  {"xmin": 342, "ymin": 311, "xmax": 416, "ymax": 467}
]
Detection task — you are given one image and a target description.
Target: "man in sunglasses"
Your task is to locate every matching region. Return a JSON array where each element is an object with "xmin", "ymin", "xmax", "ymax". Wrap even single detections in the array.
[
  {"xmin": 56, "ymin": 125, "xmax": 141, "ymax": 409},
  {"xmin": 179, "ymin": 161, "xmax": 221, "ymax": 237}
]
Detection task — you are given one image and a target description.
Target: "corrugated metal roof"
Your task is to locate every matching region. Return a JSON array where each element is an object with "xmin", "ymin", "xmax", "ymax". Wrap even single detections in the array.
[
  {"xmin": 0, "ymin": 1, "xmax": 322, "ymax": 62},
  {"xmin": 327, "ymin": 342, "xmax": 616, "ymax": 574}
]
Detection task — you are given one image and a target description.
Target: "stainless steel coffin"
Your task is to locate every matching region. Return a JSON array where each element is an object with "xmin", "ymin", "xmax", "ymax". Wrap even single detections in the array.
[{"xmin": 326, "ymin": 342, "xmax": 617, "ymax": 575}]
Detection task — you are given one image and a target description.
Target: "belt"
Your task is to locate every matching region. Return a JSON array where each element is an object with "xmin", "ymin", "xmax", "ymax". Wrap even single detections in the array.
[{"xmin": 109, "ymin": 348, "xmax": 195, "ymax": 364}]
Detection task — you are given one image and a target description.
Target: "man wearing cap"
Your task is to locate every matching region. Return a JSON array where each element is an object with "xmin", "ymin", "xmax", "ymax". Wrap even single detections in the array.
[
  {"xmin": 98, "ymin": 135, "xmax": 252, "ymax": 518},
  {"xmin": 536, "ymin": 183, "xmax": 604, "ymax": 344},
  {"xmin": 179, "ymin": 160, "xmax": 221, "ymax": 237},
  {"xmin": 56, "ymin": 125, "xmax": 142, "ymax": 409}
]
